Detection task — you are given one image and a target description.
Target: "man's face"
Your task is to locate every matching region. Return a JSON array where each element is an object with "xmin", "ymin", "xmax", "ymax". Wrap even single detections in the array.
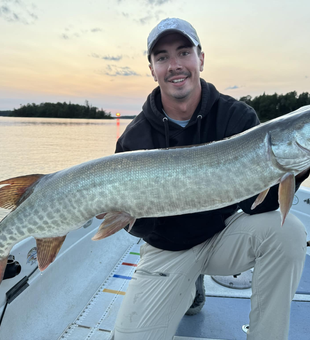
[{"xmin": 149, "ymin": 33, "xmax": 204, "ymax": 102}]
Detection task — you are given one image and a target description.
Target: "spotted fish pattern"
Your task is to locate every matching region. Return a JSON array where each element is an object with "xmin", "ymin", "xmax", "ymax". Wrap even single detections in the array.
[{"xmin": 0, "ymin": 105, "xmax": 310, "ymax": 283}]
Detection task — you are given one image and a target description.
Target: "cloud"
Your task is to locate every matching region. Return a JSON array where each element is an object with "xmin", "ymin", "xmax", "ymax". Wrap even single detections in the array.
[
  {"xmin": 91, "ymin": 53, "xmax": 123, "ymax": 61},
  {"xmin": 61, "ymin": 27, "xmax": 102, "ymax": 39},
  {"xmin": 97, "ymin": 65, "xmax": 140, "ymax": 77},
  {"xmin": 90, "ymin": 27, "xmax": 102, "ymax": 33},
  {"xmin": 135, "ymin": 8, "xmax": 165, "ymax": 25},
  {"xmin": 61, "ymin": 31, "xmax": 80, "ymax": 39},
  {"xmin": 145, "ymin": 0, "xmax": 171, "ymax": 5},
  {"xmin": 138, "ymin": 15, "xmax": 153, "ymax": 25},
  {"xmin": 117, "ymin": 0, "xmax": 170, "ymax": 5},
  {"xmin": 0, "ymin": 0, "xmax": 38, "ymax": 25},
  {"xmin": 119, "ymin": 0, "xmax": 168, "ymax": 25},
  {"xmin": 225, "ymin": 85, "xmax": 240, "ymax": 90}
]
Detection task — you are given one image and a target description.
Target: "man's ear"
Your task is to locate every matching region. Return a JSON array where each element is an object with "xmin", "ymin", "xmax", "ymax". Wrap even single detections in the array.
[
  {"xmin": 149, "ymin": 63, "xmax": 157, "ymax": 82},
  {"xmin": 199, "ymin": 51, "xmax": 205, "ymax": 72}
]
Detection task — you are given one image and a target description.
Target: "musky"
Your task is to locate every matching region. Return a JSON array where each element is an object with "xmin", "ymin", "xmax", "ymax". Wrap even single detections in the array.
[{"xmin": 1, "ymin": 0, "xmax": 309, "ymax": 116}]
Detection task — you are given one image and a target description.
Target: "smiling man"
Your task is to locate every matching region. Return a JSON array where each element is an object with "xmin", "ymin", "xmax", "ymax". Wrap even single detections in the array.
[
  {"xmin": 149, "ymin": 32, "xmax": 204, "ymax": 118},
  {"xmin": 111, "ymin": 18, "xmax": 309, "ymax": 340}
]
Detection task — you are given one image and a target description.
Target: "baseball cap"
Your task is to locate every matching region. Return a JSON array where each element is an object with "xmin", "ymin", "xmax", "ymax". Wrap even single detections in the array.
[{"xmin": 147, "ymin": 18, "xmax": 201, "ymax": 61}]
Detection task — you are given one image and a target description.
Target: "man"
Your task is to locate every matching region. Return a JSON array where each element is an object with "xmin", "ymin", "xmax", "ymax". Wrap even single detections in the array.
[{"xmin": 111, "ymin": 18, "xmax": 309, "ymax": 340}]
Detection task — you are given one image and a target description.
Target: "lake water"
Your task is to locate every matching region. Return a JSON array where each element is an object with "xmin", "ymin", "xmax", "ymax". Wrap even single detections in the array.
[
  {"xmin": 0, "ymin": 117, "xmax": 131, "ymax": 181},
  {"xmin": 0, "ymin": 117, "xmax": 310, "ymax": 189}
]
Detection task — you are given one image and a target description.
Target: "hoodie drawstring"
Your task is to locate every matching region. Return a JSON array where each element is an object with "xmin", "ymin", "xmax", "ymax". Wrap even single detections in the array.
[
  {"xmin": 163, "ymin": 117, "xmax": 170, "ymax": 148},
  {"xmin": 162, "ymin": 115, "xmax": 203, "ymax": 147},
  {"xmin": 196, "ymin": 115, "xmax": 202, "ymax": 144}
]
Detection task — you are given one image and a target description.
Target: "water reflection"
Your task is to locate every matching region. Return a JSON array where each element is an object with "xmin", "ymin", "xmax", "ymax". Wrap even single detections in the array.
[{"xmin": 0, "ymin": 117, "xmax": 130, "ymax": 126}]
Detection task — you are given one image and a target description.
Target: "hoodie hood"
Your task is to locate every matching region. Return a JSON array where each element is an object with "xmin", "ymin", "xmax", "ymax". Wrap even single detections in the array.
[
  {"xmin": 143, "ymin": 79, "xmax": 220, "ymax": 131},
  {"xmin": 141, "ymin": 79, "xmax": 220, "ymax": 147}
]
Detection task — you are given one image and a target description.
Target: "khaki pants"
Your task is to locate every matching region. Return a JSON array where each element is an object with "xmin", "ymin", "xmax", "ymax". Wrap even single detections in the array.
[{"xmin": 110, "ymin": 211, "xmax": 307, "ymax": 340}]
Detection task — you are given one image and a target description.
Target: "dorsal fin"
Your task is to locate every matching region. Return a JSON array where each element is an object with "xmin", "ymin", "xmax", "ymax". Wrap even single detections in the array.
[{"xmin": 0, "ymin": 174, "xmax": 44, "ymax": 210}]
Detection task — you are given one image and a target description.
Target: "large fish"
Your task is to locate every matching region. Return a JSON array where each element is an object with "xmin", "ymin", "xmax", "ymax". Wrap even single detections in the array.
[{"xmin": 1, "ymin": 105, "xmax": 310, "ymax": 284}]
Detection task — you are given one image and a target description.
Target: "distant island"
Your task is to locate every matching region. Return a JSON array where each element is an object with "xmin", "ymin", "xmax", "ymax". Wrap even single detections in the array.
[
  {"xmin": 116, "ymin": 115, "xmax": 136, "ymax": 119},
  {"xmin": 0, "ymin": 111, "xmax": 11, "ymax": 116},
  {"xmin": 0, "ymin": 101, "xmax": 113, "ymax": 119},
  {"xmin": 1, "ymin": 91, "xmax": 309, "ymax": 121}
]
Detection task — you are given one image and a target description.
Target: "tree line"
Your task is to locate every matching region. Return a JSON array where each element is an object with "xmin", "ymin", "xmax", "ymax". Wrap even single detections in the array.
[
  {"xmin": 240, "ymin": 91, "xmax": 310, "ymax": 122},
  {"xmin": 5, "ymin": 101, "xmax": 113, "ymax": 119},
  {"xmin": 1, "ymin": 92, "xmax": 309, "ymax": 121}
]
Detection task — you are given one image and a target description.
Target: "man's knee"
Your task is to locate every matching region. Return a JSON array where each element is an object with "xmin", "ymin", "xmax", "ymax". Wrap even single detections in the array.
[
  {"xmin": 253, "ymin": 211, "xmax": 307, "ymax": 262},
  {"xmin": 280, "ymin": 213, "xmax": 307, "ymax": 260}
]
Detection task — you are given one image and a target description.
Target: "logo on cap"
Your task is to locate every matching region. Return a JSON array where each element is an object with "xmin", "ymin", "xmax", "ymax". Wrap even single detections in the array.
[{"xmin": 158, "ymin": 18, "xmax": 178, "ymax": 32}]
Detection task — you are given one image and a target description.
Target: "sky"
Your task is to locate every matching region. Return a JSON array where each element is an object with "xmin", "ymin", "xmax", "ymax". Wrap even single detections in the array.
[{"xmin": 0, "ymin": 0, "xmax": 309, "ymax": 116}]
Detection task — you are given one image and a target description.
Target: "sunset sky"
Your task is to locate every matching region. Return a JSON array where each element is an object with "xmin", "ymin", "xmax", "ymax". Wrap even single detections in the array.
[{"xmin": 1, "ymin": 0, "xmax": 309, "ymax": 116}]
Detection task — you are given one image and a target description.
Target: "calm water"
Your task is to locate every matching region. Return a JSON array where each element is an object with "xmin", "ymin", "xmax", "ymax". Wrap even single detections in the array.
[
  {"xmin": 0, "ymin": 117, "xmax": 131, "ymax": 181},
  {"xmin": 0, "ymin": 117, "xmax": 309, "ymax": 189}
]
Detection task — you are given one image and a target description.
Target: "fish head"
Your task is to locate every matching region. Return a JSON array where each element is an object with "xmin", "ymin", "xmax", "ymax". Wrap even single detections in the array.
[
  {"xmin": 270, "ymin": 105, "xmax": 310, "ymax": 174},
  {"xmin": 294, "ymin": 106, "xmax": 310, "ymax": 151}
]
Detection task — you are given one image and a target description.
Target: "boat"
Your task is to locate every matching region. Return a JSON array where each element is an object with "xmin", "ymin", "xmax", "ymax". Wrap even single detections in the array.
[{"xmin": 0, "ymin": 187, "xmax": 309, "ymax": 340}]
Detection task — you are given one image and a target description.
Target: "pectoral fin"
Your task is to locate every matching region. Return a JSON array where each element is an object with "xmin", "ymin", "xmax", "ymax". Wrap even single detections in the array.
[
  {"xmin": 35, "ymin": 235, "xmax": 67, "ymax": 271},
  {"xmin": 279, "ymin": 172, "xmax": 295, "ymax": 226},
  {"xmin": 92, "ymin": 212, "xmax": 136, "ymax": 240},
  {"xmin": 96, "ymin": 213, "xmax": 107, "ymax": 219},
  {"xmin": 251, "ymin": 188, "xmax": 270, "ymax": 210},
  {"xmin": 0, "ymin": 174, "xmax": 44, "ymax": 210}
]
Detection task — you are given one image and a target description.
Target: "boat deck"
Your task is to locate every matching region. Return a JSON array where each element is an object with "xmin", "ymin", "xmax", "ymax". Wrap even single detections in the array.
[
  {"xmin": 0, "ymin": 187, "xmax": 309, "ymax": 340},
  {"xmin": 58, "ymin": 241, "xmax": 310, "ymax": 340}
]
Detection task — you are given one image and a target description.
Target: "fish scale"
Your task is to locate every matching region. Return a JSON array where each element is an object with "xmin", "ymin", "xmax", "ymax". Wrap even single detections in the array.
[{"xmin": 0, "ymin": 105, "xmax": 310, "ymax": 283}]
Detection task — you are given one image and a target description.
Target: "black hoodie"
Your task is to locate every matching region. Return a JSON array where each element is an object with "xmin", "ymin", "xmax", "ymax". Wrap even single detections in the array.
[{"xmin": 115, "ymin": 80, "xmax": 300, "ymax": 251}]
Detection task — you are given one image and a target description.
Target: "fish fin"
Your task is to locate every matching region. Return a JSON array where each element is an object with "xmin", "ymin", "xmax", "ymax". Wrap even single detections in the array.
[
  {"xmin": 0, "ymin": 174, "xmax": 44, "ymax": 210},
  {"xmin": 96, "ymin": 213, "xmax": 107, "ymax": 219},
  {"xmin": 251, "ymin": 188, "xmax": 270, "ymax": 210},
  {"xmin": 35, "ymin": 235, "xmax": 67, "ymax": 271},
  {"xmin": 279, "ymin": 172, "xmax": 295, "ymax": 226},
  {"xmin": 92, "ymin": 212, "xmax": 136, "ymax": 240},
  {"xmin": 0, "ymin": 256, "xmax": 8, "ymax": 284}
]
